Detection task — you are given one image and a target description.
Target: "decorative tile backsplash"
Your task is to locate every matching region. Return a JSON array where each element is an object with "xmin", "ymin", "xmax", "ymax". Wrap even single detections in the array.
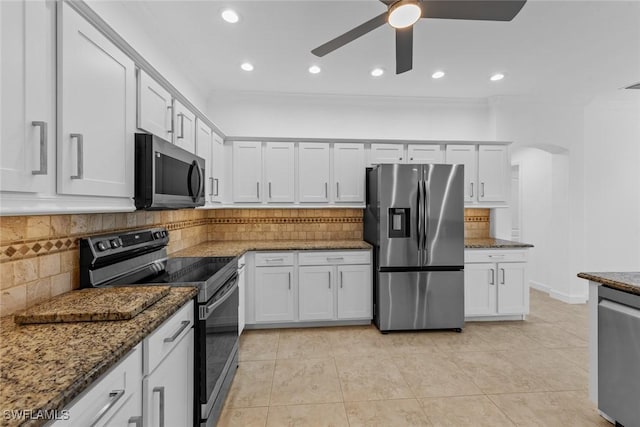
[{"xmin": 0, "ymin": 207, "xmax": 490, "ymax": 317}]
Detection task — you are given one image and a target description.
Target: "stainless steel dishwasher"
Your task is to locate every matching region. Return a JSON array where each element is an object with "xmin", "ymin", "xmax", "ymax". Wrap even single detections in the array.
[{"xmin": 598, "ymin": 285, "xmax": 640, "ymax": 427}]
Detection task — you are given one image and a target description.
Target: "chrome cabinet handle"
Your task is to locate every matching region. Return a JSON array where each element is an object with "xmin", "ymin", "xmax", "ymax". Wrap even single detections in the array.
[
  {"xmin": 167, "ymin": 105, "xmax": 174, "ymax": 134},
  {"xmin": 128, "ymin": 416, "xmax": 142, "ymax": 427},
  {"xmin": 177, "ymin": 113, "xmax": 185, "ymax": 139},
  {"xmin": 31, "ymin": 121, "xmax": 48, "ymax": 175},
  {"xmin": 89, "ymin": 389, "xmax": 125, "ymax": 427},
  {"xmin": 340, "ymin": 271, "xmax": 343, "ymax": 288},
  {"xmin": 399, "ymin": 157, "xmax": 403, "ymax": 161},
  {"xmin": 500, "ymin": 268, "xmax": 506, "ymax": 285},
  {"xmin": 324, "ymin": 182, "xmax": 328, "ymax": 198},
  {"xmin": 153, "ymin": 386, "xmax": 165, "ymax": 427},
  {"xmin": 489, "ymin": 269, "xmax": 495, "ymax": 285},
  {"xmin": 214, "ymin": 178, "xmax": 219, "ymax": 196},
  {"xmin": 326, "ymin": 257, "xmax": 344, "ymax": 261},
  {"xmin": 265, "ymin": 257, "xmax": 284, "ymax": 262},
  {"xmin": 470, "ymin": 182, "xmax": 474, "ymax": 198},
  {"xmin": 328, "ymin": 271, "xmax": 331, "ymax": 289},
  {"xmin": 410, "ymin": 157, "xmax": 414, "ymax": 161},
  {"xmin": 256, "ymin": 182, "xmax": 260, "ymax": 198},
  {"xmin": 269, "ymin": 182, "xmax": 272, "ymax": 199},
  {"xmin": 164, "ymin": 320, "xmax": 190, "ymax": 343},
  {"xmin": 209, "ymin": 177, "xmax": 214, "ymax": 196},
  {"xmin": 481, "ymin": 182, "xmax": 485, "ymax": 198},
  {"xmin": 336, "ymin": 182, "xmax": 340, "ymax": 199},
  {"xmin": 70, "ymin": 133, "xmax": 83, "ymax": 180},
  {"xmin": 288, "ymin": 271, "xmax": 291, "ymax": 290}
]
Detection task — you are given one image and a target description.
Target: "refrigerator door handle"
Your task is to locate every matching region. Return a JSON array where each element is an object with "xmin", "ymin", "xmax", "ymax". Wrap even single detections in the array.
[
  {"xmin": 422, "ymin": 179, "xmax": 428, "ymax": 262},
  {"xmin": 416, "ymin": 180, "xmax": 422, "ymax": 250}
]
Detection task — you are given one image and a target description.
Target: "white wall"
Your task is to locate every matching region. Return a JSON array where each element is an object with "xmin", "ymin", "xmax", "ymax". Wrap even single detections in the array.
[
  {"xmin": 86, "ymin": 1, "xmax": 208, "ymax": 114},
  {"xmin": 207, "ymin": 91, "xmax": 492, "ymax": 141}
]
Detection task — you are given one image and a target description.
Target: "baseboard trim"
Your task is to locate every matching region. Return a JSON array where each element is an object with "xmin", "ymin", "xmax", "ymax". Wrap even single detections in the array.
[
  {"xmin": 244, "ymin": 319, "xmax": 371, "ymax": 329},
  {"xmin": 531, "ymin": 281, "xmax": 587, "ymax": 304}
]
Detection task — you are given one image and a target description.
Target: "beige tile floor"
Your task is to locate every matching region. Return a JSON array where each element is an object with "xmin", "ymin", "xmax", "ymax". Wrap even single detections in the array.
[{"xmin": 219, "ymin": 289, "xmax": 610, "ymax": 426}]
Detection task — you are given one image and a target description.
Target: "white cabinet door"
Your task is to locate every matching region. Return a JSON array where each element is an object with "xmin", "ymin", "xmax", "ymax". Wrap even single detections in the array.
[
  {"xmin": 144, "ymin": 329, "xmax": 193, "ymax": 427},
  {"xmin": 333, "ymin": 143, "xmax": 365, "ymax": 203},
  {"xmin": 58, "ymin": 2, "xmax": 135, "ymax": 197},
  {"xmin": 137, "ymin": 69, "xmax": 173, "ymax": 142},
  {"xmin": 196, "ymin": 119, "xmax": 214, "ymax": 203},
  {"xmin": 264, "ymin": 142, "xmax": 295, "ymax": 203},
  {"xmin": 1, "ymin": 0, "xmax": 54, "ymax": 193},
  {"xmin": 238, "ymin": 258, "xmax": 246, "ymax": 335},
  {"xmin": 173, "ymin": 100, "xmax": 196, "ymax": 154},
  {"xmin": 407, "ymin": 144, "xmax": 444, "ymax": 164},
  {"xmin": 211, "ymin": 133, "xmax": 224, "ymax": 203},
  {"xmin": 337, "ymin": 265, "xmax": 371, "ymax": 319},
  {"xmin": 232, "ymin": 141, "xmax": 262, "ymax": 202},
  {"xmin": 497, "ymin": 263, "xmax": 527, "ymax": 315},
  {"xmin": 446, "ymin": 145, "xmax": 477, "ymax": 203},
  {"xmin": 255, "ymin": 266, "xmax": 295, "ymax": 322},
  {"xmin": 99, "ymin": 392, "xmax": 142, "ymax": 427},
  {"xmin": 369, "ymin": 144, "xmax": 404, "ymax": 165},
  {"xmin": 464, "ymin": 263, "xmax": 497, "ymax": 316},
  {"xmin": 299, "ymin": 266, "xmax": 334, "ymax": 321},
  {"xmin": 478, "ymin": 145, "xmax": 508, "ymax": 202},
  {"xmin": 299, "ymin": 143, "xmax": 330, "ymax": 203}
]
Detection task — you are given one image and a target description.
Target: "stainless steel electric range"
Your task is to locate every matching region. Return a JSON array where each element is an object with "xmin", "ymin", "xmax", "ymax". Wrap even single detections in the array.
[{"xmin": 80, "ymin": 227, "xmax": 238, "ymax": 427}]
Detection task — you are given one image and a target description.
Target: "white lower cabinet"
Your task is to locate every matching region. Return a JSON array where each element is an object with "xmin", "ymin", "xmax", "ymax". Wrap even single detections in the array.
[
  {"xmin": 248, "ymin": 250, "xmax": 372, "ymax": 327},
  {"xmin": 238, "ymin": 255, "xmax": 246, "ymax": 335},
  {"xmin": 464, "ymin": 249, "xmax": 529, "ymax": 320},
  {"xmin": 255, "ymin": 266, "xmax": 295, "ymax": 323}
]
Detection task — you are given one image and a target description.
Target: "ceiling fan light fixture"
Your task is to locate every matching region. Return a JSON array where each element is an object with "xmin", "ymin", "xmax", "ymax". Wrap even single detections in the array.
[{"xmin": 388, "ymin": 0, "xmax": 422, "ymax": 29}]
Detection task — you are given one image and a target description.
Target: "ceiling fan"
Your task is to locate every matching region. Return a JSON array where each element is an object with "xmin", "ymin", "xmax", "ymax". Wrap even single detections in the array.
[{"xmin": 311, "ymin": 0, "xmax": 527, "ymax": 74}]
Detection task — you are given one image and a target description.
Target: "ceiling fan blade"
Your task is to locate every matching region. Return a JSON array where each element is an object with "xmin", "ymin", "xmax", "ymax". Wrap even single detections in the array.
[
  {"xmin": 420, "ymin": 0, "xmax": 527, "ymax": 21},
  {"xmin": 379, "ymin": 0, "xmax": 395, "ymax": 5},
  {"xmin": 312, "ymin": 12, "xmax": 388, "ymax": 57},
  {"xmin": 396, "ymin": 26, "xmax": 413, "ymax": 74}
]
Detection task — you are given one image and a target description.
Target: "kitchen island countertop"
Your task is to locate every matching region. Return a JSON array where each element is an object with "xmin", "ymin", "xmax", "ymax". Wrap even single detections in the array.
[
  {"xmin": 577, "ymin": 272, "xmax": 640, "ymax": 296},
  {"xmin": 0, "ymin": 286, "xmax": 198, "ymax": 427}
]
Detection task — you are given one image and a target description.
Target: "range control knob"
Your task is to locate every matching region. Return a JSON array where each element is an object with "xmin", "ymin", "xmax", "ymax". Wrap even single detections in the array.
[
  {"xmin": 96, "ymin": 241, "xmax": 109, "ymax": 252},
  {"xmin": 154, "ymin": 231, "xmax": 162, "ymax": 239},
  {"xmin": 110, "ymin": 239, "xmax": 121, "ymax": 249}
]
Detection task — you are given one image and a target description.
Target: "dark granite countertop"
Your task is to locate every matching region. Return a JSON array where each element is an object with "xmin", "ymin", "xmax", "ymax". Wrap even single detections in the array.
[
  {"xmin": 173, "ymin": 240, "xmax": 372, "ymax": 258},
  {"xmin": 464, "ymin": 238, "xmax": 534, "ymax": 249},
  {"xmin": 577, "ymin": 272, "xmax": 640, "ymax": 296},
  {"xmin": 0, "ymin": 287, "xmax": 198, "ymax": 427}
]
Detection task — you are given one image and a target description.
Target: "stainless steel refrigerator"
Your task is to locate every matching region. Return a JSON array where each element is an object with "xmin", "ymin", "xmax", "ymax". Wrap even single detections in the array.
[{"xmin": 364, "ymin": 163, "xmax": 465, "ymax": 332}]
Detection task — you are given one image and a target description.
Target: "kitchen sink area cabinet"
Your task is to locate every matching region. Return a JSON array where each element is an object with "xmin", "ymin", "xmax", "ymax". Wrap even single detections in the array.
[
  {"xmin": 464, "ymin": 249, "xmax": 529, "ymax": 320},
  {"xmin": 137, "ymin": 69, "xmax": 173, "ymax": 142},
  {"xmin": 298, "ymin": 143, "xmax": 331, "ymax": 203},
  {"xmin": 255, "ymin": 265, "xmax": 296, "ymax": 323},
  {"xmin": 264, "ymin": 142, "xmax": 295, "ymax": 203},
  {"xmin": 298, "ymin": 266, "xmax": 335, "ymax": 321},
  {"xmin": 333, "ymin": 143, "xmax": 365, "ymax": 203},
  {"xmin": 0, "ymin": 0, "xmax": 55, "ymax": 195},
  {"xmin": 57, "ymin": 1, "xmax": 135, "ymax": 199}
]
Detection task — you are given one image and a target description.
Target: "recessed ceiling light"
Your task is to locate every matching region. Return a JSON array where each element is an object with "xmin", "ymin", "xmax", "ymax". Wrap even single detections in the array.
[
  {"xmin": 431, "ymin": 70, "xmax": 445, "ymax": 79},
  {"xmin": 490, "ymin": 73, "xmax": 505, "ymax": 81},
  {"xmin": 308, "ymin": 65, "xmax": 321, "ymax": 74},
  {"xmin": 388, "ymin": 0, "xmax": 422, "ymax": 29},
  {"xmin": 241, "ymin": 62, "xmax": 254, "ymax": 72},
  {"xmin": 221, "ymin": 9, "xmax": 239, "ymax": 24},
  {"xmin": 371, "ymin": 68, "xmax": 384, "ymax": 77}
]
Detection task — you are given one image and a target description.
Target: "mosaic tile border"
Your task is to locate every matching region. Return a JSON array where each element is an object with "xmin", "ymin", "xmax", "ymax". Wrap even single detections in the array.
[
  {"xmin": 210, "ymin": 217, "xmax": 362, "ymax": 225},
  {"xmin": 1, "ymin": 218, "xmax": 210, "ymax": 263},
  {"xmin": 465, "ymin": 216, "xmax": 490, "ymax": 223}
]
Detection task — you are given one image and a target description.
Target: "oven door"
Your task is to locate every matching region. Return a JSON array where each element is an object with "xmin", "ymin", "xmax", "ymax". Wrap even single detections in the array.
[{"xmin": 198, "ymin": 272, "xmax": 239, "ymax": 420}]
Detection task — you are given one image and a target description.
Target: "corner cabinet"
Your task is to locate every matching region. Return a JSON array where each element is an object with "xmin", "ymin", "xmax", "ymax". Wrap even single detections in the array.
[
  {"xmin": 0, "ymin": 0, "xmax": 55, "ymax": 194},
  {"xmin": 464, "ymin": 249, "xmax": 529, "ymax": 320},
  {"xmin": 57, "ymin": 1, "xmax": 135, "ymax": 198}
]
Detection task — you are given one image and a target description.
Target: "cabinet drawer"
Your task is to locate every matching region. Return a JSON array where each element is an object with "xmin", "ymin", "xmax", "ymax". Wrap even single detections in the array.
[
  {"xmin": 254, "ymin": 252, "xmax": 294, "ymax": 266},
  {"xmin": 298, "ymin": 250, "xmax": 371, "ymax": 266},
  {"xmin": 144, "ymin": 300, "xmax": 194, "ymax": 375},
  {"xmin": 53, "ymin": 344, "xmax": 142, "ymax": 427},
  {"xmin": 465, "ymin": 249, "xmax": 528, "ymax": 264}
]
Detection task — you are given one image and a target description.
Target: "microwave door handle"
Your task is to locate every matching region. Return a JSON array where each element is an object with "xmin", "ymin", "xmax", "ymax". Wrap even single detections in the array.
[
  {"xmin": 187, "ymin": 160, "xmax": 198, "ymax": 202},
  {"xmin": 196, "ymin": 161, "xmax": 204, "ymax": 198}
]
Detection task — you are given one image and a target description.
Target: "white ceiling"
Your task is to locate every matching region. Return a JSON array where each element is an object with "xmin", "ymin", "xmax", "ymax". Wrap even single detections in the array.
[{"xmin": 113, "ymin": 0, "xmax": 640, "ymax": 99}]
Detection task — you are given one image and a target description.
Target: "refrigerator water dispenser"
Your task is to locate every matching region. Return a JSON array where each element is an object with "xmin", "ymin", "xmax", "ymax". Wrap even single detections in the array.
[{"xmin": 388, "ymin": 208, "xmax": 410, "ymax": 238}]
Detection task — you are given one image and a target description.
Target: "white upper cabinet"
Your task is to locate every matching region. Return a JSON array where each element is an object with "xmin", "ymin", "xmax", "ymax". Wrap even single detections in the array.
[
  {"xmin": 211, "ymin": 133, "xmax": 224, "ymax": 203},
  {"xmin": 57, "ymin": 1, "xmax": 135, "ymax": 198},
  {"xmin": 232, "ymin": 141, "xmax": 262, "ymax": 202},
  {"xmin": 137, "ymin": 69, "xmax": 173, "ymax": 142},
  {"xmin": 407, "ymin": 144, "xmax": 444, "ymax": 164},
  {"xmin": 298, "ymin": 143, "xmax": 330, "ymax": 203},
  {"xmin": 264, "ymin": 142, "xmax": 295, "ymax": 202},
  {"xmin": 196, "ymin": 118, "xmax": 214, "ymax": 203},
  {"xmin": 333, "ymin": 143, "xmax": 365, "ymax": 203},
  {"xmin": 1, "ymin": 0, "xmax": 55, "ymax": 193},
  {"xmin": 478, "ymin": 145, "xmax": 509, "ymax": 202},
  {"xmin": 446, "ymin": 145, "xmax": 477, "ymax": 203},
  {"xmin": 369, "ymin": 144, "xmax": 403, "ymax": 165},
  {"xmin": 173, "ymin": 100, "xmax": 196, "ymax": 153}
]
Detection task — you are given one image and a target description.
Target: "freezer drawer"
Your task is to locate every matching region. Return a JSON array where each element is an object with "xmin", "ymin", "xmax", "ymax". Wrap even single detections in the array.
[
  {"xmin": 598, "ymin": 286, "xmax": 640, "ymax": 427},
  {"xmin": 376, "ymin": 270, "xmax": 464, "ymax": 332}
]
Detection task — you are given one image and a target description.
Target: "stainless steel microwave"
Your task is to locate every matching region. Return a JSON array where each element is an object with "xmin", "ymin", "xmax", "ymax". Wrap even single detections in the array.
[{"xmin": 134, "ymin": 133, "xmax": 205, "ymax": 210}]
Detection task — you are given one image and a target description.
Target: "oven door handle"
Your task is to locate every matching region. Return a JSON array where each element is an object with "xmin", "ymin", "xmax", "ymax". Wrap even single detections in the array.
[{"xmin": 201, "ymin": 273, "xmax": 239, "ymax": 320}]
